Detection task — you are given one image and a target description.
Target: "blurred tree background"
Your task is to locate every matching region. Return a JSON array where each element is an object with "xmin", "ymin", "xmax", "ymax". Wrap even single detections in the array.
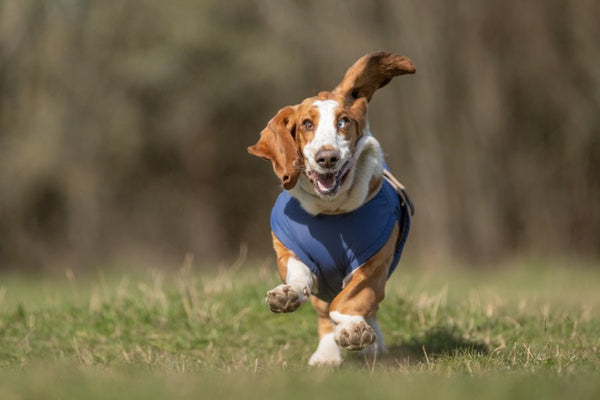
[{"xmin": 0, "ymin": 0, "xmax": 599, "ymax": 271}]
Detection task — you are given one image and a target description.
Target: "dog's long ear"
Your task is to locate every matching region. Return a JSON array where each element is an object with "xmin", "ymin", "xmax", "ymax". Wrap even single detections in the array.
[
  {"xmin": 333, "ymin": 51, "xmax": 415, "ymax": 103},
  {"xmin": 248, "ymin": 105, "xmax": 301, "ymax": 190}
]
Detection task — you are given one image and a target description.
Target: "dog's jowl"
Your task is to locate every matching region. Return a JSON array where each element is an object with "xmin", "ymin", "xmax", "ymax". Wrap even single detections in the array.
[{"xmin": 248, "ymin": 52, "xmax": 415, "ymax": 366}]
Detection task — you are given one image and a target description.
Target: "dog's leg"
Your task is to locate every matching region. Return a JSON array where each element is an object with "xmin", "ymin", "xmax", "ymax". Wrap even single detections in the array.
[
  {"xmin": 329, "ymin": 223, "xmax": 399, "ymax": 351},
  {"xmin": 266, "ymin": 234, "xmax": 314, "ymax": 313},
  {"xmin": 308, "ymin": 297, "xmax": 342, "ymax": 366}
]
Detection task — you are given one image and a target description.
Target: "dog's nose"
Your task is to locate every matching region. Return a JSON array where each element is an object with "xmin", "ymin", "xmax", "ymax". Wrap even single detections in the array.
[{"xmin": 315, "ymin": 149, "xmax": 340, "ymax": 169}]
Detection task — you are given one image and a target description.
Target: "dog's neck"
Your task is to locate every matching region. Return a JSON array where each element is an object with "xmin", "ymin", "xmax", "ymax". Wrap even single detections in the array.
[{"xmin": 288, "ymin": 131, "xmax": 384, "ymax": 216}]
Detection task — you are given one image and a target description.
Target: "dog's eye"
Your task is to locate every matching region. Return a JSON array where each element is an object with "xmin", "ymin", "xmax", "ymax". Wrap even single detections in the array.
[
  {"xmin": 337, "ymin": 118, "xmax": 348, "ymax": 130},
  {"xmin": 302, "ymin": 120, "xmax": 314, "ymax": 130}
]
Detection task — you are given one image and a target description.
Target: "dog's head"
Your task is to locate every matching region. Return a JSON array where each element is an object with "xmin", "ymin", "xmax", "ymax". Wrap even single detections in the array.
[{"xmin": 248, "ymin": 52, "xmax": 415, "ymax": 198}]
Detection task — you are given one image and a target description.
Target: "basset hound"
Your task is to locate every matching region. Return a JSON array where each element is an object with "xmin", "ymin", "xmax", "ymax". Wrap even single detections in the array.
[{"xmin": 248, "ymin": 52, "xmax": 415, "ymax": 366}]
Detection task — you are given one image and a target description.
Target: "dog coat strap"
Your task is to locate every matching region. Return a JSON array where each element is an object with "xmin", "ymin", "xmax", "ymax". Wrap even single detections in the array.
[{"xmin": 383, "ymin": 169, "xmax": 415, "ymax": 216}]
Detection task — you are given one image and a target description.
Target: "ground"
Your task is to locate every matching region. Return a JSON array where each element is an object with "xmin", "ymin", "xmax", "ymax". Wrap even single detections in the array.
[{"xmin": 0, "ymin": 259, "xmax": 599, "ymax": 399}]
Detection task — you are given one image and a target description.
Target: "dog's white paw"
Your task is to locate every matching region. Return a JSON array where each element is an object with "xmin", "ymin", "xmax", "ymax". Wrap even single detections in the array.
[
  {"xmin": 329, "ymin": 312, "xmax": 376, "ymax": 351},
  {"xmin": 308, "ymin": 333, "xmax": 342, "ymax": 367},
  {"xmin": 334, "ymin": 320, "xmax": 376, "ymax": 351},
  {"xmin": 265, "ymin": 284, "xmax": 307, "ymax": 313}
]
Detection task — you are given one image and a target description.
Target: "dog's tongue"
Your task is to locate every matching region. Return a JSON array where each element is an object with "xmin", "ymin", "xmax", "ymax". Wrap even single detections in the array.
[{"xmin": 315, "ymin": 173, "xmax": 336, "ymax": 191}]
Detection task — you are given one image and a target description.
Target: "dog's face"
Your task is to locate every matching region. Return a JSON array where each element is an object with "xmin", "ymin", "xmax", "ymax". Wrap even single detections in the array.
[
  {"xmin": 292, "ymin": 92, "xmax": 367, "ymax": 198},
  {"xmin": 249, "ymin": 52, "xmax": 415, "ymax": 200}
]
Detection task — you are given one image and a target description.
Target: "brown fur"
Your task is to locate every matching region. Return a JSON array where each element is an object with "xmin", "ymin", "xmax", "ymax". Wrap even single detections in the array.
[
  {"xmin": 329, "ymin": 223, "xmax": 399, "ymax": 319},
  {"xmin": 249, "ymin": 52, "xmax": 415, "ymax": 360},
  {"xmin": 248, "ymin": 52, "xmax": 414, "ymax": 191},
  {"xmin": 271, "ymin": 233, "xmax": 294, "ymax": 283},
  {"xmin": 272, "ymin": 223, "xmax": 399, "ymax": 339},
  {"xmin": 247, "ymin": 106, "xmax": 300, "ymax": 190}
]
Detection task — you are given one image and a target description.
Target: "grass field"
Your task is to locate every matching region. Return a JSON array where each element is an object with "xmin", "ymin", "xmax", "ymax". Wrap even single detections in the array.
[{"xmin": 1, "ymin": 259, "xmax": 599, "ymax": 399}]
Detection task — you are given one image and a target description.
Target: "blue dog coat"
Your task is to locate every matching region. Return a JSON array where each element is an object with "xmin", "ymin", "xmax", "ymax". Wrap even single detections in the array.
[{"xmin": 270, "ymin": 177, "xmax": 411, "ymax": 302}]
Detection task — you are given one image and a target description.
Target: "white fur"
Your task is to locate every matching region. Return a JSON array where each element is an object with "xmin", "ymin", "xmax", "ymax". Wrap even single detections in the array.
[
  {"xmin": 308, "ymin": 333, "xmax": 342, "ymax": 366},
  {"xmin": 281, "ymin": 99, "xmax": 388, "ymax": 365},
  {"xmin": 329, "ymin": 310, "xmax": 366, "ymax": 325},
  {"xmin": 302, "ymin": 100, "xmax": 352, "ymax": 173},
  {"xmin": 330, "ymin": 311, "xmax": 384, "ymax": 355},
  {"xmin": 284, "ymin": 257, "xmax": 315, "ymax": 303},
  {"xmin": 289, "ymin": 127, "xmax": 384, "ymax": 215}
]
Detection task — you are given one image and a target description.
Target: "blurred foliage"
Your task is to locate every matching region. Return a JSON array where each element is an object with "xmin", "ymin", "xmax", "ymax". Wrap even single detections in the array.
[{"xmin": 0, "ymin": 0, "xmax": 599, "ymax": 270}]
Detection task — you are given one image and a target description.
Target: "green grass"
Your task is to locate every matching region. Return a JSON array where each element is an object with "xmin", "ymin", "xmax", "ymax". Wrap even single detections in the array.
[{"xmin": 1, "ymin": 260, "xmax": 600, "ymax": 399}]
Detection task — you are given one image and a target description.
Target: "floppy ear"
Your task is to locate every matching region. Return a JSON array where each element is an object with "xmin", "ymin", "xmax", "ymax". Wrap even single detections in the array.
[
  {"xmin": 247, "ymin": 105, "xmax": 301, "ymax": 190},
  {"xmin": 332, "ymin": 51, "xmax": 415, "ymax": 103}
]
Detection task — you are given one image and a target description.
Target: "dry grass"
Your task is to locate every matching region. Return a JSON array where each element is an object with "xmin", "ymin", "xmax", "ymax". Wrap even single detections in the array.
[{"xmin": 1, "ymin": 261, "xmax": 599, "ymax": 398}]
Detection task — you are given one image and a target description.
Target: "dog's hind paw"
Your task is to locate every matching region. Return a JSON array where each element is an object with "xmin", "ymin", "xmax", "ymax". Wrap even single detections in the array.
[
  {"xmin": 308, "ymin": 351, "xmax": 343, "ymax": 367},
  {"xmin": 334, "ymin": 321, "xmax": 376, "ymax": 351},
  {"xmin": 265, "ymin": 284, "xmax": 305, "ymax": 313},
  {"xmin": 308, "ymin": 333, "xmax": 343, "ymax": 367}
]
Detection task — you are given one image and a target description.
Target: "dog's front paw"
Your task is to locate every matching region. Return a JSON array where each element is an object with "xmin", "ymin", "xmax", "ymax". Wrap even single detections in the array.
[
  {"xmin": 265, "ymin": 284, "xmax": 306, "ymax": 313},
  {"xmin": 334, "ymin": 320, "xmax": 376, "ymax": 351}
]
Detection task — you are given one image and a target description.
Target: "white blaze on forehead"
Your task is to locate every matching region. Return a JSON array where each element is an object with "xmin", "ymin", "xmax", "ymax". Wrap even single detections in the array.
[{"xmin": 303, "ymin": 99, "xmax": 350, "ymax": 167}]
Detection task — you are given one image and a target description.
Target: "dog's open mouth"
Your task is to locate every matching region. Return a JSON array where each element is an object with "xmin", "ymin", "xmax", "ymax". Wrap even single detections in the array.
[{"xmin": 308, "ymin": 161, "xmax": 352, "ymax": 196}]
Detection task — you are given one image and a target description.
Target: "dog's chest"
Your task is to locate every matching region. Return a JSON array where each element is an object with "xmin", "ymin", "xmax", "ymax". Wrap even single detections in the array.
[{"xmin": 271, "ymin": 180, "xmax": 407, "ymax": 302}]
